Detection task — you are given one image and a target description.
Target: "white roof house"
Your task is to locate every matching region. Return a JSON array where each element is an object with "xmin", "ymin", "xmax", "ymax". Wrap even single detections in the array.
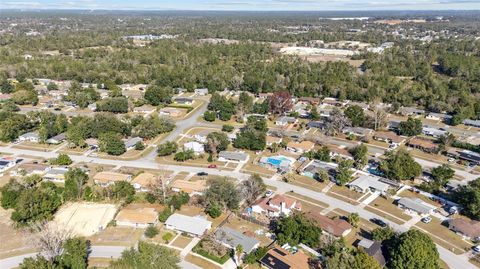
[
  {"xmin": 194, "ymin": 88, "xmax": 209, "ymax": 95},
  {"xmin": 164, "ymin": 213, "xmax": 212, "ymax": 237},
  {"xmin": 348, "ymin": 175, "xmax": 390, "ymax": 194},
  {"xmin": 218, "ymin": 151, "xmax": 249, "ymax": 163},
  {"xmin": 124, "ymin": 137, "xmax": 143, "ymax": 150},
  {"xmin": 183, "ymin": 141, "xmax": 205, "ymax": 154},
  {"xmin": 18, "ymin": 132, "xmax": 40, "ymax": 143}
]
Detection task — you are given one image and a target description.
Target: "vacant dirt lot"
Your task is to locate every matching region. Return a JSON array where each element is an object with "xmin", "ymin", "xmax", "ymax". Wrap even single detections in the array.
[
  {"xmin": 0, "ymin": 208, "xmax": 36, "ymax": 259},
  {"xmin": 53, "ymin": 202, "xmax": 118, "ymax": 236}
]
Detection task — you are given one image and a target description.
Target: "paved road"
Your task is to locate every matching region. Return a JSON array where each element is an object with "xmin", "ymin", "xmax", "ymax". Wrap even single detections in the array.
[{"xmin": 0, "ymin": 246, "xmax": 201, "ymax": 269}]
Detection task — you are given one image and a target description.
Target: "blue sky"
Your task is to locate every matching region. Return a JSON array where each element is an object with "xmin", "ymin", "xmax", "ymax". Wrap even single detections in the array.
[{"xmin": 1, "ymin": 0, "xmax": 480, "ymax": 10}]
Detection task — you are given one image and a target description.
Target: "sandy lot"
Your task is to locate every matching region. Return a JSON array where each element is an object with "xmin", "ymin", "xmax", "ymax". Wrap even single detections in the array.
[{"xmin": 53, "ymin": 202, "xmax": 118, "ymax": 237}]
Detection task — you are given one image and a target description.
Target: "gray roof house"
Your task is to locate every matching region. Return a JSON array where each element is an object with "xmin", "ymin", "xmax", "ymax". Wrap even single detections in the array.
[
  {"xmin": 173, "ymin": 97, "xmax": 194, "ymax": 105},
  {"xmin": 422, "ymin": 126, "xmax": 447, "ymax": 138},
  {"xmin": 47, "ymin": 133, "xmax": 66, "ymax": 144},
  {"xmin": 275, "ymin": 116, "xmax": 297, "ymax": 126},
  {"xmin": 397, "ymin": 197, "xmax": 435, "ymax": 215},
  {"xmin": 218, "ymin": 151, "xmax": 249, "ymax": 163},
  {"xmin": 215, "ymin": 227, "xmax": 260, "ymax": 254},
  {"xmin": 124, "ymin": 137, "xmax": 143, "ymax": 150},
  {"xmin": 164, "ymin": 213, "xmax": 212, "ymax": 237},
  {"xmin": 18, "ymin": 131, "xmax": 40, "ymax": 142},
  {"xmin": 399, "ymin": 106, "xmax": 425, "ymax": 116},
  {"xmin": 194, "ymin": 88, "xmax": 209, "ymax": 95}
]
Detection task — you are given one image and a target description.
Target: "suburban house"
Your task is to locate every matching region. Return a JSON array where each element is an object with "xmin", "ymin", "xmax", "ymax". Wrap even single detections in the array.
[
  {"xmin": 298, "ymin": 97, "xmax": 320, "ymax": 106},
  {"xmin": 356, "ymin": 239, "xmax": 386, "ymax": 267},
  {"xmin": 348, "ymin": 101, "xmax": 369, "ymax": 110},
  {"xmin": 399, "ymin": 106, "xmax": 425, "ymax": 117},
  {"xmin": 425, "ymin": 112, "xmax": 452, "ymax": 122},
  {"xmin": 115, "ymin": 207, "xmax": 158, "ymax": 228},
  {"xmin": 260, "ymin": 246, "xmax": 311, "ymax": 269},
  {"xmin": 173, "ymin": 97, "xmax": 194, "ymax": 106},
  {"xmin": 407, "ymin": 137, "xmax": 438, "ymax": 153},
  {"xmin": 170, "ymin": 180, "xmax": 207, "ymax": 196},
  {"xmin": 300, "ymin": 160, "xmax": 336, "ymax": 181},
  {"xmin": 463, "ymin": 119, "xmax": 480, "ymax": 128},
  {"xmin": 10, "ymin": 163, "xmax": 50, "ymax": 177},
  {"xmin": 46, "ymin": 133, "xmax": 66, "ymax": 144},
  {"xmin": 251, "ymin": 194, "xmax": 302, "ymax": 217},
  {"xmin": 93, "ymin": 171, "xmax": 132, "ymax": 187},
  {"xmin": 422, "ymin": 126, "xmax": 447, "ymax": 138},
  {"xmin": 286, "ymin": 141, "xmax": 315, "ymax": 154},
  {"xmin": 18, "ymin": 132, "xmax": 40, "ymax": 143},
  {"xmin": 348, "ymin": 175, "xmax": 390, "ymax": 194},
  {"xmin": 159, "ymin": 107, "xmax": 183, "ymax": 117},
  {"xmin": 445, "ymin": 179, "xmax": 468, "ymax": 192},
  {"xmin": 133, "ymin": 105, "xmax": 156, "ymax": 114},
  {"xmin": 218, "ymin": 151, "xmax": 249, "ymax": 163},
  {"xmin": 0, "ymin": 157, "xmax": 17, "ymax": 173},
  {"xmin": 321, "ymin": 97, "xmax": 348, "ymax": 107},
  {"xmin": 373, "ymin": 131, "xmax": 405, "ymax": 147},
  {"xmin": 194, "ymin": 88, "xmax": 209, "ymax": 95},
  {"xmin": 164, "ymin": 213, "xmax": 212, "ymax": 237},
  {"xmin": 305, "ymin": 211, "xmax": 353, "ymax": 238},
  {"xmin": 85, "ymin": 138, "xmax": 99, "ymax": 149},
  {"xmin": 456, "ymin": 150, "xmax": 480, "ymax": 165},
  {"xmin": 259, "ymin": 155, "xmax": 295, "ymax": 172},
  {"xmin": 307, "ymin": 121, "xmax": 325, "ymax": 130},
  {"xmin": 214, "ymin": 227, "xmax": 260, "ymax": 254},
  {"xmin": 183, "ymin": 141, "xmax": 205, "ymax": 155},
  {"xmin": 124, "ymin": 137, "xmax": 143, "ymax": 151},
  {"xmin": 131, "ymin": 172, "xmax": 157, "ymax": 192},
  {"xmin": 266, "ymin": 135, "xmax": 282, "ymax": 146},
  {"xmin": 43, "ymin": 167, "xmax": 69, "ymax": 183},
  {"xmin": 387, "ymin": 120, "xmax": 401, "ymax": 131},
  {"xmin": 448, "ymin": 218, "xmax": 480, "ymax": 241},
  {"xmin": 397, "ymin": 197, "xmax": 436, "ymax": 215},
  {"xmin": 342, "ymin": 126, "xmax": 374, "ymax": 138},
  {"xmin": 275, "ymin": 116, "xmax": 297, "ymax": 126},
  {"xmin": 327, "ymin": 145, "xmax": 354, "ymax": 160}
]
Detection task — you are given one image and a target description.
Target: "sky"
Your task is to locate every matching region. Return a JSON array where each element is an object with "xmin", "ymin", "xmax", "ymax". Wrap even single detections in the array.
[{"xmin": 1, "ymin": 0, "xmax": 480, "ymax": 11}]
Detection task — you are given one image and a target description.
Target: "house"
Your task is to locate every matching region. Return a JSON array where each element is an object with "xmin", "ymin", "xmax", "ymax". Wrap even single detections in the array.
[
  {"xmin": 43, "ymin": 167, "xmax": 69, "ymax": 183},
  {"xmin": 448, "ymin": 218, "xmax": 480, "ymax": 240},
  {"xmin": 399, "ymin": 106, "xmax": 425, "ymax": 117},
  {"xmin": 307, "ymin": 121, "xmax": 325, "ymax": 130},
  {"xmin": 305, "ymin": 211, "xmax": 353, "ymax": 238},
  {"xmin": 214, "ymin": 227, "xmax": 260, "ymax": 254},
  {"xmin": 164, "ymin": 213, "xmax": 212, "ymax": 237},
  {"xmin": 183, "ymin": 141, "xmax": 205, "ymax": 155},
  {"xmin": 259, "ymin": 155, "xmax": 295, "ymax": 172},
  {"xmin": 387, "ymin": 120, "xmax": 401, "ymax": 131},
  {"xmin": 194, "ymin": 88, "xmax": 209, "ymax": 96},
  {"xmin": 159, "ymin": 107, "xmax": 183, "ymax": 117},
  {"xmin": 0, "ymin": 93, "xmax": 12, "ymax": 102},
  {"xmin": 133, "ymin": 105, "xmax": 156, "ymax": 114},
  {"xmin": 0, "ymin": 157, "xmax": 17, "ymax": 173},
  {"xmin": 260, "ymin": 246, "xmax": 311, "ymax": 269},
  {"xmin": 85, "ymin": 138, "xmax": 99, "ymax": 149},
  {"xmin": 11, "ymin": 163, "xmax": 50, "ymax": 177},
  {"xmin": 18, "ymin": 132, "xmax": 40, "ymax": 143},
  {"xmin": 348, "ymin": 101, "xmax": 370, "ymax": 111},
  {"xmin": 46, "ymin": 133, "xmax": 66, "ymax": 144},
  {"xmin": 173, "ymin": 97, "xmax": 193, "ymax": 105},
  {"xmin": 266, "ymin": 136, "xmax": 282, "ymax": 146},
  {"xmin": 356, "ymin": 239, "xmax": 386, "ymax": 267},
  {"xmin": 124, "ymin": 137, "xmax": 143, "ymax": 151},
  {"xmin": 286, "ymin": 141, "xmax": 315, "ymax": 154},
  {"xmin": 407, "ymin": 137, "xmax": 438, "ymax": 153},
  {"xmin": 170, "ymin": 180, "xmax": 207, "ymax": 196},
  {"xmin": 321, "ymin": 97, "xmax": 348, "ymax": 107},
  {"xmin": 275, "ymin": 116, "xmax": 297, "ymax": 126},
  {"xmin": 373, "ymin": 131, "xmax": 405, "ymax": 147},
  {"xmin": 422, "ymin": 126, "xmax": 447, "ymax": 138},
  {"xmin": 327, "ymin": 145, "xmax": 354, "ymax": 160},
  {"xmin": 348, "ymin": 175, "xmax": 390, "ymax": 194},
  {"xmin": 445, "ymin": 179, "xmax": 468, "ymax": 192},
  {"xmin": 251, "ymin": 194, "xmax": 301, "ymax": 217},
  {"xmin": 93, "ymin": 171, "xmax": 132, "ymax": 187},
  {"xmin": 218, "ymin": 151, "xmax": 249, "ymax": 163},
  {"xmin": 131, "ymin": 172, "xmax": 157, "ymax": 192},
  {"xmin": 397, "ymin": 197, "xmax": 436, "ymax": 215},
  {"xmin": 426, "ymin": 112, "xmax": 452, "ymax": 122},
  {"xmin": 457, "ymin": 150, "xmax": 480, "ymax": 165},
  {"xmin": 342, "ymin": 126, "xmax": 374, "ymax": 138},
  {"xmin": 463, "ymin": 119, "xmax": 480, "ymax": 128},
  {"xmin": 298, "ymin": 97, "xmax": 320, "ymax": 106},
  {"xmin": 300, "ymin": 160, "xmax": 336, "ymax": 180},
  {"xmin": 115, "ymin": 207, "xmax": 158, "ymax": 228}
]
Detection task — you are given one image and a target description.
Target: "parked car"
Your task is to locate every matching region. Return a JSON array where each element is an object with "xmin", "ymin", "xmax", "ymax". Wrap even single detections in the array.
[
  {"xmin": 473, "ymin": 245, "xmax": 480, "ymax": 253},
  {"xmin": 370, "ymin": 218, "xmax": 387, "ymax": 227},
  {"xmin": 197, "ymin": 172, "xmax": 208, "ymax": 176},
  {"xmin": 208, "ymin": 164, "xmax": 217, "ymax": 168},
  {"xmin": 265, "ymin": 190, "xmax": 274, "ymax": 197},
  {"xmin": 421, "ymin": 217, "xmax": 432, "ymax": 224}
]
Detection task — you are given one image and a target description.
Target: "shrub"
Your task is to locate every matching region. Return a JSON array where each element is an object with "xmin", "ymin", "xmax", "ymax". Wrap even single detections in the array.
[
  {"xmin": 162, "ymin": 232, "xmax": 174, "ymax": 243},
  {"xmin": 158, "ymin": 207, "xmax": 173, "ymax": 222},
  {"xmin": 222, "ymin": 124, "xmax": 234, "ymax": 132},
  {"xmin": 204, "ymin": 111, "xmax": 216, "ymax": 122},
  {"xmin": 144, "ymin": 226, "xmax": 159, "ymax": 238}
]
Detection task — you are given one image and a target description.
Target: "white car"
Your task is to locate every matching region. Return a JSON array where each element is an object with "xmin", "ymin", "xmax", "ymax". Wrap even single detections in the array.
[
  {"xmin": 421, "ymin": 217, "xmax": 432, "ymax": 224},
  {"xmin": 473, "ymin": 245, "xmax": 480, "ymax": 253},
  {"xmin": 265, "ymin": 190, "xmax": 274, "ymax": 197}
]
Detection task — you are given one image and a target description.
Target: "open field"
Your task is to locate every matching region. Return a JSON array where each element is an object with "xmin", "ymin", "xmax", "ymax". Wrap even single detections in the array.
[
  {"xmin": 87, "ymin": 257, "xmax": 112, "ymax": 268},
  {"xmin": 54, "ymin": 202, "xmax": 118, "ymax": 237}
]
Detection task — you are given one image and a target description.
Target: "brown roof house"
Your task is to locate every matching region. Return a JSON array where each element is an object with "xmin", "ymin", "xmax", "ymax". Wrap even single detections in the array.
[
  {"xmin": 115, "ymin": 207, "xmax": 158, "ymax": 228},
  {"xmin": 170, "ymin": 180, "xmax": 207, "ymax": 196},
  {"xmin": 131, "ymin": 172, "xmax": 157, "ymax": 192},
  {"xmin": 305, "ymin": 211, "xmax": 353, "ymax": 238},
  {"xmin": 251, "ymin": 194, "xmax": 301, "ymax": 218},
  {"xmin": 373, "ymin": 131, "xmax": 405, "ymax": 147},
  {"xmin": 448, "ymin": 218, "xmax": 480, "ymax": 240},
  {"xmin": 286, "ymin": 141, "xmax": 315, "ymax": 154},
  {"xmin": 94, "ymin": 171, "xmax": 132, "ymax": 187},
  {"xmin": 407, "ymin": 137, "xmax": 438, "ymax": 153},
  {"xmin": 260, "ymin": 246, "xmax": 311, "ymax": 269}
]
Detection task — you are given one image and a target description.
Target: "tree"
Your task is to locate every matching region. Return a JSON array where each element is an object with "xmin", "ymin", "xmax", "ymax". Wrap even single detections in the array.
[
  {"xmin": 144, "ymin": 226, "xmax": 159, "ymax": 238},
  {"xmin": 310, "ymin": 106, "xmax": 320, "ymax": 120},
  {"xmin": 389, "ymin": 230, "xmax": 439, "ymax": 269},
  {"xmin": 454, "ymin": 178, "xmax": 480, "ymax": 220},
  {"xmin": 268, "ymin": 91, "xmax": 293, "ymax": 115},
  {"xmin": 157, "ymin": 141, "xmax": 178, "ymax": 156},
  {"xmin": 371, "ymin": 100, "xmax": 388, "ymax": 131},
  {"xmin": 234, "ymin": 117, "xmax": 267, "ymax": 151},
  {"xmin": 0, "ymin": 178, "xmax": 25, "ymax": 209},
  {"xmin": 398, "ymin": 117, "xmax": 422, "ymax": 136},
  {"xmin": 236, "ymin": 91, "xmax": 254, "ymax": 118},
  {"xmin": 206, "ymin": 202, "xmax": 222, "ymax": 218},
  {"xmin": 325, "ymin": 108, "xmax": 350, "ymax": 136},
  {"xmin": 144, "ymin": 86, "xmax": 173, "ymax": 106},
  {"xmin": 430, "ymin": 164, "xmax": 454, "ymax": 188},
  {"xmin": 12, "ymin": 89, "xmax": 38, "ymax": 106},
  {"xmin": 158, "ymin": 207, "xmax": 173, "ymax": 222},
  {"xmin": 204, "ymin": 111, "xmax": 216, "ymax": 122},
  {"xmin": 350, "ymin": 144, "xmax": 368, "ymax": 169},
  {"xmin": 372, "ymin": 226, "xmax": 396, "ymax": 241},
  {"xmin": 134, "ymin": 141, "xmax": 145, "ymax": 150},
  {"xmin": 31, "ymin": 223, "xmax": 73, "ymax": 262},
  {"xmin": 205, "ymin": 132, "xmax": 230, "ymax": 157},
  {"xmin": 99, "ymin": 132, "xmax": 126, "ymax": 156},
  {"xmin": 379, "ymin": 148, "xmax": 422, "ymax": 181},
  {"xmin": 110, "ymin": 241, "xmax": 180, "ymax": 269},
  {"xmin": 326, "ymin": 249, "xmax": 381, "ymax": 269},
  {"xmin": 51, "ymin": 154, "xmax": 73, "ymax": 166},
  {"xmin": 59, "ymin": 237, "xmax": 89, "ymax": 269},
  {"xmin": 96, "ymin": 97, "xmax": 129, "ymax": 113},
  {"xmin": 275, "ymin": 213, "xmax": 322, "ymax": 248},
  {"xmin": 345, "ymin": 105, "xmax": 366, "ymax": 127},
  {"xmin": 173, "ymin": 150, "xmax": 195, "ymax": 162},
  {"xmin": 347, "ymin": 213, "xmax": 360, "ymax": 228},
  {"xmin": 222, "ymin": 124, "xmax": 234, "ymax": 132},
  {"xmin": 47, "ymin": 82, "xmax": 58, "ymax": 91},
  {"xmin": 304, "ymin": 146, "xmax": 331, "ymax": 162},
  {"xmin": 110, "ymin": 181, "xmax": 135, "ymax": 203},
  {"xmin": 64, "ymin": 168, "xmax": 89, "ymax": 200},
  {"xmin": 204, "ymin": 177, "xmax": 240, "ymax": 212},
  {"xmin": 336, "ymin": 160, "xmax": 354, "ymax": 185},
  {"xmin": 240, "ymin": 174, "xmax": 266, "ymax": 205}
]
